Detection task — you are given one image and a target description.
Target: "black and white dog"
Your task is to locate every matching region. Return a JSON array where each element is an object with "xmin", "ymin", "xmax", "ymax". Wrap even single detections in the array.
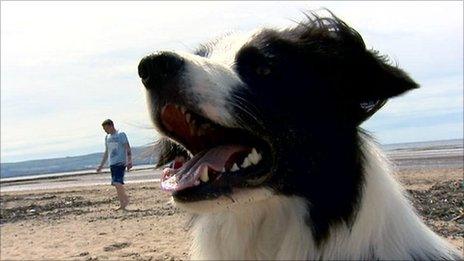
[{"xmin": 138, "ymin": 11, "xmax": 462, "ymax": 260}]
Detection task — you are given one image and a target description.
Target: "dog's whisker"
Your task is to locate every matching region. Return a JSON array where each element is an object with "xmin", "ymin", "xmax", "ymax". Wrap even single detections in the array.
[{"xmin": 229, "ymin": 94, "xmax": 261, "ymax": 127}]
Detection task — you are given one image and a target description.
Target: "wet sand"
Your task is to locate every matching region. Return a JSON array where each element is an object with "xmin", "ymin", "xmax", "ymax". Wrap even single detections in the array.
[
  {"xmin": 0, "ymin": 168, "xmax": 161, "ymax": 193},
  {"xmin": 1, "ymin": 160, "xmax": 463, "ymax": 260}
]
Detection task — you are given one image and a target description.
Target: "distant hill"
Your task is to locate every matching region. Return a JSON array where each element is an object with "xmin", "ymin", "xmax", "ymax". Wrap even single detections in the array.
[
  {"xmin": 0, "ymin": 146, "xmax": 157, "ymax": 178},
  {"xmin": 1, "ymin": 139, "xmax": 462, "ymax": 179}
]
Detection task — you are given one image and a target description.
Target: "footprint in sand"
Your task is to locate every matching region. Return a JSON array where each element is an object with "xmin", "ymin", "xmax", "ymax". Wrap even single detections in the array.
[{"xmin": 103, "ymin": 242, "xmax": 131, "ymax": 252}]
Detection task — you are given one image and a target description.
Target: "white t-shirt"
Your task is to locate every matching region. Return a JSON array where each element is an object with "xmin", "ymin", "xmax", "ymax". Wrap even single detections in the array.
[{"xmin": 105, "ymin": 131, "xmax": 128, "ymax": 166}]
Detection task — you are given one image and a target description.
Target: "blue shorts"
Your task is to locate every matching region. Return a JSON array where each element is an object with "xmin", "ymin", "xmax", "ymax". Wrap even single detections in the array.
[{"xmin": 110, "ymin": 164, "xmax": 126, "ymax": 185}]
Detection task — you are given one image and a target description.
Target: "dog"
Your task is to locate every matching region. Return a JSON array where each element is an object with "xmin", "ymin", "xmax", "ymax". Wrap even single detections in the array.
[{"xmin": 138, "ymin": 11, "xmax": 462, "ymax": 260}]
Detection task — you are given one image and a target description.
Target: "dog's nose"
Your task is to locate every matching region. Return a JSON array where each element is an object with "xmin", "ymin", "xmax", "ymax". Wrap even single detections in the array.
[{"xmin": 138, "ymin": 52, "xmax": 184, "ymax": 88}]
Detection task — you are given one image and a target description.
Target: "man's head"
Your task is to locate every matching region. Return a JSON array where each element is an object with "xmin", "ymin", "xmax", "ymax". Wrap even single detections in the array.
[{"xmin": 101, "ymin": 119, "xmax": 116, "ymax": 134}]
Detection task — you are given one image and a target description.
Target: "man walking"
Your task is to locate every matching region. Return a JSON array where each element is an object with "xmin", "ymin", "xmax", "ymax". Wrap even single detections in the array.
[{"xmin": 96, "ymin": 119, "xmax": 133, "ymax": 210}]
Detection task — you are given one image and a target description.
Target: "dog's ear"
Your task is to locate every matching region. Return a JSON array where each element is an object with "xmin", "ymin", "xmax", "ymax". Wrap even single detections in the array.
[
  {"xmin": 154, "ymin": 138, "xmax": 190, "ymax": 168},
  {"xmin": 352, "ymin": 51, "xmax": 419, "ymax": 123},
  {"xmin": 291, "ymin": 11, "xmax": 419, "ymax": 124},
  {"xmin": 364, "ymin": 51, "xmax": 419, "ymax": 99}
]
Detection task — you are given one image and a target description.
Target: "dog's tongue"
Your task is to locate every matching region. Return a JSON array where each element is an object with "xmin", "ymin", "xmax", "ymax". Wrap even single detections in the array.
[{"xmin": 161, "ymin": 145, "xmax": 249, "ymax": 192}]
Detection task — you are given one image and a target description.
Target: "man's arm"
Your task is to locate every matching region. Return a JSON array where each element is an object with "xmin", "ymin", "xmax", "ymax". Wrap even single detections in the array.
[
  {"xmin": 96, "ymin": 146, "xmax": 108, "ymax": 172},
  {"xmin": 125, "ymin": 142, "xmax": 133, "ymax": 171}
]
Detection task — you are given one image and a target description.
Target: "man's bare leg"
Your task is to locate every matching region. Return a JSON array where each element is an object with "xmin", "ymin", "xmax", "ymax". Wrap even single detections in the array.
[{"xmin": 114, "ymin": 184, "xmax": 129, "ymax": 210}]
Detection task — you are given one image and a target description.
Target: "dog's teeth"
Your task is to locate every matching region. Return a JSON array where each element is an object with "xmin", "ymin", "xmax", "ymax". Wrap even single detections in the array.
[
  {"xmin": 221, "ymin": 167, "xmax": 226, "ymax": 172},
  {"xmin": 251, "ymin": 148, "xmax": 258, "ymax": 157},
  {"xmin": 242, "ymin": 150, "xmax": 256, "ymax": 166},
  {"xmin": 249, "ymin": 148, "xmax": 262, "ymax": 165},
  {"xmin": 253, "ymin": 148, "xmax": 262, "ymax": 163},
  {"xmin": 188, "ymin": 119, "xmax": 197, "ymax": 135},
  {"xmin": 231, "ymin": 163, "xmax": 239, "ymax": 172},
  {"xmin": 246, "ymin": 152, "xmax": 255, "ymax": 165},
  {"xmin": 189, "ymin": 120, "xmax": 197, "ymax": 135},
  {"xmin": 185, "ymin": 113, "xmax": 191, "ymax": 123},
  {"xmin": 249, "ymin": 148, "xmax": 261, "ymax": 165},
  {"xmin": 200, "ymin": 168, "xmax": 209, "ymax": 182},
  {"xmin": 249, "ymin": 155, "xmax": 258, "ymax": 165},
  {"xmin": 241, "ymin": 157, "xmax": 251, "ymax": 168},
  {"xmin": 190, "ymin": 125, "xmax": 197, "ymax": 136},
  {"xmin": 180, "ymin": 106, "xmax": 186, "ymax": 114}
]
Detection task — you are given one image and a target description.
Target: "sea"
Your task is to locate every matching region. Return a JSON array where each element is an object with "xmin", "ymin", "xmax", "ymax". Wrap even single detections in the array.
[
  {"xmin": 0, "ymin": 139, "xmax": 462, "ymax": 182},
  {"xmin": 382, "ymin": 139, "xmax": 463, "ymax": 152},
  {"xmin": 0, "ymin": 139, "xmax": 462, "ymax": 193}
]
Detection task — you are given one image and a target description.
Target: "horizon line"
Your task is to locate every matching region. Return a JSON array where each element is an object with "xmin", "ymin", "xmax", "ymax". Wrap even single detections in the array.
[{"xmin": 2, "ymin": 137, "xmax": 462, "ymax": 165}]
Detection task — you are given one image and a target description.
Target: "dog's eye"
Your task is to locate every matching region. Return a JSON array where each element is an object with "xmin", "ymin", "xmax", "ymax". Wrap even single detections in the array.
[
  {"xmin": 256, "ymin": 66, "xmax": 271, "ymax": 76},
  {"xmin": 236, "ymin": 46, "xmax": 273, "ymax": 80}
]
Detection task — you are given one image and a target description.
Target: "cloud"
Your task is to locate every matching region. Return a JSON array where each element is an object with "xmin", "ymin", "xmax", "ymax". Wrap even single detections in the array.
[
  {"xmin": 1, "ymin": 2, "xmax": 306, "ymax": 67},
  {"xmin": 1, "ymin": 1, "xmax": 463, "ymax": 162},
  {"xmin": 368, "ymin": 122, "xmax": 463, "ymax": 144}
]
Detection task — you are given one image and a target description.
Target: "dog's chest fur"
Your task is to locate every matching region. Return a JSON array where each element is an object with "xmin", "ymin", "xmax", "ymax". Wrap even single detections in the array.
[
  {"xmin": 190, "ymin": 196, "xmax": 314, "ymax": 260},
  {"xmin": 188, "ymin": 140, "xmax": 461, "ymax": 260}
]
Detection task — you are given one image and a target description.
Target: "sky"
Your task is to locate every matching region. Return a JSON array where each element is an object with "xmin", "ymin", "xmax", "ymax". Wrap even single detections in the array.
[{"xmin": 1, "ymin": 1, "xmax": 463, "ymax": 163}]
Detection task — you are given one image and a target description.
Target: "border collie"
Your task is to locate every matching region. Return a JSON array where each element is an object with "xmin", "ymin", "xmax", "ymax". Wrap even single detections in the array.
[{"xmin": 138, "ymin": 11, "xmax": 462, "ymax": 260}]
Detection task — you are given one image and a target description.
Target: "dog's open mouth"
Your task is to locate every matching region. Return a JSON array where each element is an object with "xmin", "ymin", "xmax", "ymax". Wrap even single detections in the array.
[{"xmin": 159, "ymin": 104, "xmax": 271, "ymax": 202}]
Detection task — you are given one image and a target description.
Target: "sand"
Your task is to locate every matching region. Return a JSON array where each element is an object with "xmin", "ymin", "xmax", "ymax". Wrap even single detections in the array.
[{"xmin": 1, "ymin": 168, "xmax": 463, "ymax": 260}]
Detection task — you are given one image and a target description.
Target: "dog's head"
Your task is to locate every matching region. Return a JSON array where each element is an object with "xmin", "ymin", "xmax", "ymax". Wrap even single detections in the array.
[{"xmin": 139, "ymin": 12, "xmax": 418, "ymax": 215}]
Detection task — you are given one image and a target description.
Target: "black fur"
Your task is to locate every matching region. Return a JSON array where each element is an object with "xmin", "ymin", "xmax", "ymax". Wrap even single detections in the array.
[
  {"xmin": 230, "ymin": 12, "xmax": 418, "ymax": 244},
  {"xmin": 151, "ymin": 11, "xmax": 419, "ymax": 246}
]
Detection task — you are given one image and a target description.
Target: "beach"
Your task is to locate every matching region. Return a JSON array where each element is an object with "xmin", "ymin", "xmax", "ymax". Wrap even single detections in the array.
[
  {"xmin": 1, "ymin": 148, "xmax": 463, "ymax": 260},
  {"xmin": 1, "ymin": 181, "xmax": 191, "ymax": 260}
]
